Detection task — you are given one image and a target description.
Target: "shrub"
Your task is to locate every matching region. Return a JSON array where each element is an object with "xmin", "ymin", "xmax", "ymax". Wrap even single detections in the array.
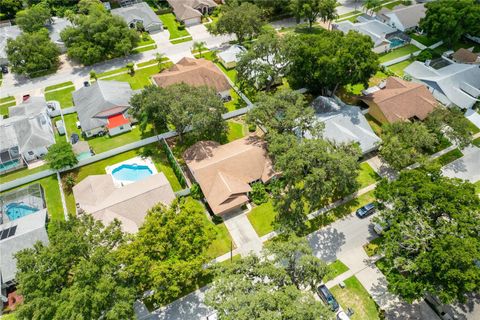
[
  {"xmin": 126, "ymin": 62, "xmax": 135, "ymax": 75},
  {"xmin": 63, "ymin": 173, "xmax": 76, "ymax": 193},
  {"xmin": 178, "ymin": 24, "xmax": 185, "ymax": 30},
  {"xmin": 250, "ymin": 182, "xmax": 269, "ymax": 205},
  {"xmin": 248, "ymin": 123, "xmax": 256, "ymax": 132},
  {"xmin": 212, "ymin": 214, "xmax": 223, "ymax": 224},
  {"xmin": 416, "ymin": 49, "xmax": 433, "ymax": 62},
  {"xmin": 190, "ymin": 183, "xmax": 204, "ymax": 200},
  {"xmin": 89, "ymin": 70, "xmax": 97, "ymax": 80}
]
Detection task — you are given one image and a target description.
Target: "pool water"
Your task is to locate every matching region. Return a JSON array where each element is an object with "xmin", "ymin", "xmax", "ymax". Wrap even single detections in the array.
[
  {"xmin": 76, "ymin": 152, "xmax": 92, "ymax": 161},
  {"xmin": 0, "ymin": 159, "xmax": 20, "ymax": 172},
  {"xmin": 5, "ymin": 203, "xmax": 39, "ymax": 221},
  {"xmin": 390, "ymin": 38, "xmax": 405, "ymax": 48},
  {"xmin": 111, "ymin": 164, "xmax": 153, "ymax": 182}
]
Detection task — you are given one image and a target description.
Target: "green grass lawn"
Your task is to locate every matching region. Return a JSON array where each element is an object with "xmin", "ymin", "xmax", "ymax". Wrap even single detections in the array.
[
  {"xmin": 104, "ymin": 63, "xmax": 172, "ymax": 90},
  {"xmin": 45, "ymin": 81, "xmax": 74, "ymax": 91},
  {"xmin": 0, "ymin": 164, "xmax": 49, "ymax": 184},
  {"xmin": 436, "ymin": 148, "xmax": 463, "ymax": 166},
  {"xmin": 171, "ymin": 37, "xmax": 193, "ymax": 44},
  {"xmin": 365, "ymin": 113, "xmax": 383, "ymax": 136},
  {"xmin": 473, "ymin": 137, "xmax": 480, "ymax": 148},
  {"xmin": 474, "ymin": 180, "xmax": 480, "ymax": 195},
  {"xmin": 226, "ymin": 121, "xmax": 247, "ymax": 142},
  {"xmin": 383, "ymin": 0, "xmax": 404, "ymax": 9},
  {"xmin": 97, "ymin": 67, "xmax": 129, "ymax": 78},
  {"xmin": 0, "ymin": 96, "xmax": 15, "ymax": 104},
  {"xmin": 45, "ymin": 86, "xmax": 75, "ymax": 109},
  {"xmin": 378, "ymin": 44, "xmax": 420, "ymax": 63},
  {"xmin": 0, "ymin": 175, "xmax": 64, "ymax": 221},
  {"xmin": 465, "ymin": 119, "xmax": 480, "ymax": 135},
  {"xmin": 368, "ymin": 71, "xmax": 388, "ymax": 87},
  {"xmin": 363, "ymin": 236, "xmax": 384, "ymax": 257},
  {"xmin": 337, "ymin": 10, "xmax": 361, "ymax": 19},
  {"xmin": 87, "ymin": 125, "xmax": 155, "ymax": 154},
  {"xmin": 357, "ymin": 162, "xmax": 380, "ymax": 189},
  {"xmin": 137, "ymin": 33, "xmax": 155, "ymax": 46},
  {"xmin": 0, "ymin": 312, "xmax": 16, "ymax": 320},
  {"xmin": 159, "ymin": 13, "xmax": 190, "ymax": 40},
  {"xmin": 247, "ymin": 200, "xmax": 277, "ymax": 237},
  {"xmin": 224, "ymin": 89, "xmax": 246, "ymax": 112},
  {"xmin": 386, "ymin": 59, "xmax": 412, "ymax": 76},
  {"xmin": 133, "ymin": 44, "xmax": 157, "ymax": 53},
  {"xmin": 0, "ymin": 100, "xmax": 16, "ymax": 116},
  {"xmin": 330, "ymin": 276, "xmax": 381, "ymax": 320},
  {"xmin": 324, "ymin": 260, "xmax": 349, "ymax": 282},
  {"xmin": 409, "ymin": 33, "xmax": 439, "ymax": 47}
]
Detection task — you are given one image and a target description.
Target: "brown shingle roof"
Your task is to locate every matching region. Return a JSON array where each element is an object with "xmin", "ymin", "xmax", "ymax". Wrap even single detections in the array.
[
  {"xmin": 152, "ymin": 57, "xmax": 230, "ymax": 93},
  {"xmin": 184, "ymin": 135, "xmax": 275, "ymax": 215},
  {"xmin": 362, "ymin": 77, "xmax": 437, "ymax": 123},
  {"xmin": 167, "ymin": 0, "xmax": 217, "ymax": 20},
  {"xmin": 452, "ymin": 48, "xmax": 480, "ymax": 64}
]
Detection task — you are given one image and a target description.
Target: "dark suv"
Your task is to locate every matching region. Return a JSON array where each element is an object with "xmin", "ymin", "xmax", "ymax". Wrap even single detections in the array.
[
  {"xmin": 356, "ymin": 203, "xmax": 376, "ymax": 218},
  {"xmin": 317, "ymin": 284, "xmax": 339, "ymax": 312}
]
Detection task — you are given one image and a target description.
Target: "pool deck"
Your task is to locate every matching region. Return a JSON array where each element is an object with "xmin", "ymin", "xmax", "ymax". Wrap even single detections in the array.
[{"xmin": 105, "ymin": 156, "xmax": 158, "ymax": 187}]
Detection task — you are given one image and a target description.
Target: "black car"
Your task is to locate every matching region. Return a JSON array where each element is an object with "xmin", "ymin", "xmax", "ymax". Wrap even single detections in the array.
[
  {"xmin": 356, "ymin": 202, "xmax": 376, "ymax": 218},
  {"xmin": 70, "ymin": 133, "xmax": 80, "ymax": 144},
  {"xmin": 1, "ymin": 65, "xmax": 8, "ymax": 74},
  {"xmin": 317, "ymin": 284, "xmax": 339, "ymax": 312}
]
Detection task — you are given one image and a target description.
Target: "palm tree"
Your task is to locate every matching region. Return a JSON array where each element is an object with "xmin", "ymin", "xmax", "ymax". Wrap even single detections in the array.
[
  {"xmin": 192, "ymin": 41, "xmax": 208, "ymax": 57},
  {"xmin": 155, "ymin": 52, "xmax": 166, "ymax": 69}
]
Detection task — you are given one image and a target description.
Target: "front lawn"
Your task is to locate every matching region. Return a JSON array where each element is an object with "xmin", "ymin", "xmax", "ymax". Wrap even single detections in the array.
[
  {"xmin": 224, "ymin": 89, "xmax": 246, "ymax": 112},
  {"xmin": 330, "ymin": 276, "xmax": 381, "ymax": 320},
  {"xmin": 436, "ymin": 148, "xmax": 463, "ymax": 166},
  {"xmin": 386, "ymin": 59, "xmax": 412, "ymax": 76},
  {"xmin": 45, "ymin": 81, "xmax": 74, "ymax": 91},
  {"xmin": 158, "ymin": 13, "xmax": 190, "ymax": 40},
  {"xmin": 45, "ymin": 86, "xmax": 75, "ymax": 109},
  {"xmin": 378, "ymin": 44, "xmax": 420, "ymax": 63},
  {"xmin": 247, "ymin": 200, "xmax": 277, "ymax": 237},
  {"xmin": 324, "ymin": 260, "xmax": 349, "ymax": 282},
  {"xmin": 0, "ymin": 175, "xmax": 64, "ymax": 221},
  {"xmin": 104, "ymin": 63, "xmax": 172, "ymax": 90},
  {"xmin": 226, "ymin": 120, "xmax": 247, "ymax": 142},
  {"xmin": 357, "ymin": 162, "xmax": 380, "ymax": 189}
]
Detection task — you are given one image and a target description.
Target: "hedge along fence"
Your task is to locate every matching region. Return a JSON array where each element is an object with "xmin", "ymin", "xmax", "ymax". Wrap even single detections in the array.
[{"xmin": 160, "ymin": 138, "xmax": 188, "ymax": 188}]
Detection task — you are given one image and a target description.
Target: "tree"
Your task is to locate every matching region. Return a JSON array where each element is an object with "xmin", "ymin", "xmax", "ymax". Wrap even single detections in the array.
[
  {"xmin": 379, "ymin": 121, "xmax": 438, "ymax": 170},
  {"xmin": 420, "ymin": 0, "xmax": 480, "ymax": 47},
  {"xmin": 60, "ymin": 0, "xmax": 139, "ymax": 65},
  {"xmin": 118, "ymin": 198, "xmax": 215, "ymax": 306},
  {"xmin": 247, "ymin": 89, "xmax": 317, "ymax": 135},
  {"xmin": 15, "ymin": 2, "xmax": 51, "ymax": 33},
  {"xmin": 192, "ymin": 41, "xmax": 208, "ymax": 57},
  {"xmin": 425, "ymin": 107, "xmax": 473, "ymax": 148},
  {"xmin": 364, "ymin": 0, "xmax": 381, "ymax": 15},
  {"xmin": 6, "ymin": 29, "xmax": 60, "ymax": 77},
  {"xmin": 250, "ymin": 182, "xmax": 269, "ymax": 205},
  {"xmin": 155, "ymin": 52, "xmax": 166, "ymax": 68},
  {"xmin": 126, "ymin": 62, "xmax": 134, "ymax": 75},
  {"xmin": 129, "ymin": 85, "xmax": 170, "ymax": 134},
  {"xmin": 205, "ymin": 236, "xmax": 334, "ymax": 320},
  {"xmin": 286, "ymin": 30, "xmax": 378, "ymax": 95},
  {"xmin": 15, "ymin": 215, "xmax": 136, "ymax": 319},
  {"xmin": 208, "ymin": 1, "xmax": 265, "ymax": 44},
  {"xmin": 236, "ymin": 27, "xmax": 291, "ymax": 91},
  {"xmin": 374, "ymin": 168, "xmax": 480, "ymax": 303},
  {"xmin": 319, "ymin": 0, "xmax": 338, "ymax": 29},
  {"xmin": 0, "ymin": 0, "xmax": 23, "ymax": 19},
  {"xmin": 45, "ymin": 141, "xmax": 78, "ymax": 170},
  {"xmin": 289, "ymin": 0, "xmax": 323, "ymax": 28}
]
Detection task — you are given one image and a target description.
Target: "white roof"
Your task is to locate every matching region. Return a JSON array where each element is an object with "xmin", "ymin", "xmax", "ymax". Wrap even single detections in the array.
[
  {"xmin": 335, "ymin": 20, "xmax": 396, "ymax": 46},
  {"xmin": 47, "ymin": 17, "xmax": 71, "ymax": 44},
  {"xmin": 0, "ymin": 25, "xmax": 22, "ymax": 60},
  {"xmin": 382, "ymin": 4, "xmax": 426, "ymax": 30},
  {"xmin": 306, "ymin": 97, "xmax": 381, "ymax": 154},
  {"xmin": 404, "ymin": 60, "xmax": 480, "ymax": 109},
  {"xmin": 111, "ymin": 2, "xmax": 163, "ymax": 30},
  {"xmin": 218, "ymin": 45, "xmax": 245, "ymax": 64}
]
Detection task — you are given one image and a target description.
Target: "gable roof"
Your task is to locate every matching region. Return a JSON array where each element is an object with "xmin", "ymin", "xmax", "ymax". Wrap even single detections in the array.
[
  {"xmin": 452, "ymin": 48, "xmax": 480, "ymax": 64},
  {"xmin": 380, "ymin": 3, "xmax": 426, "ymax": 30},
  {"xmin": 73, "ymin": 173, "xmax": 176, "ymax": 233},
  {"xmin": 362, "ymin": 77, "xmax": 437, "ymax": 122},
  {"xmin": 308, "ymin": 97, "xmax": 381, "ymax": 154},
  {"xmin": 167, "ymin": 0, "xmax": 217, "ymax": 20},
  {"xmin": 404, "ymin": 61, "xmax": 480, "ymax": 109},
  {"xmin": 111, "ymin": 2, "xmax": 163, "ymax": 30},
  {"xmin": 47, "ymin": 17, "xmax": 71, "ymax": 44},
  {"xmin": 334, "ymin": 19, "xmax": 396, "ymax": 46},
  {"xmin": 73, "ymin": 80, "xmax": 134, "ymax": 131},
  {"xmin": 184, "ymin": 136, "xmax": 275, "ymax": 215},
  {"xmin": 218, "ymin": 45, "xmax": 246, "ymax": 64},
  {"xmin": 0, "ymin": 25, "xmax": 22, "ymax": 61},
  {"xmin": 152, "ymin": 57, "xmax": 230, "ymax": 92},
  {"xmin": 0, "ymin": 209, "xmax": 48, "ymax": 286}
]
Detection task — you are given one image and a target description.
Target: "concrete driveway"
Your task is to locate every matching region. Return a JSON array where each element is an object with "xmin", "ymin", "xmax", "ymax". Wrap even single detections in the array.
[
  {"xmin": 186, "ymin": 24, "xmax": 211, "ymax": 41},
  {"xmin": 442, "ymin": 146, "xmax": 480, "ymax": 183}
]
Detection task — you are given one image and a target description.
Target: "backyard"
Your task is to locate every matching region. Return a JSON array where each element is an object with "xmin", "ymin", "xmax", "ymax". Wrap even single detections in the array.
[
  {"xmin": 159, "ymin": 13, "xmax": 192, "ymax": 42},
  {"xmin": 386, "ymin": 60, "xmax": 412, "ymax": 76},
  {"xmin": 0, "ymin": 96, "xmax": 16, "ymax": 116},
  {"xmin": 378, "ymin": 44, "xmax": 420, "ymax": 63},
  {"xmin": 0, "ymin": 164, "xmax": 49, "ymax": 184}
]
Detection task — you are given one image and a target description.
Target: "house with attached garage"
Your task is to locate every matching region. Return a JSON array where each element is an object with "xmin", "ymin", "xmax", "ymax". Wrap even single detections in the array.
[
  {"xmin": 167, "ymin": 0, "xmax": 218, "ymax": 26},
  {"xmin": 376, "ymin": 3, "xmax": 426, "ymax": 32},
  {"xmin": 73, "ymin": 80, "xmax": 138, "ymax": 138},
  {"xmin": 217, "ymin": 45, "xmax": 246, "ymax": 69},
  {"xmin": 111, "ymin": 2, "xmax": 163, "ymax": 33},
  {"xmin": 0, "ymin": 97, "xmax": 55, "ymax": 173}
]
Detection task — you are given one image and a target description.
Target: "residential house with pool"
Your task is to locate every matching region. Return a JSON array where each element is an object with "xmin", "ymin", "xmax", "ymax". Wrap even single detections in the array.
[
  {"xmin": 0, "ymin": 97, "xmax": 55, "ymax": 173},
  {"xmin": 73, "ymin": 80, "xmax": 137, "ymax": 138},
  {"xmin": 183, "ymin": 135, "xmax": 276, "ymax": 216},
  {"xmin": 111, "ymin": 2, "xmax": 164, "ymax": 33}
]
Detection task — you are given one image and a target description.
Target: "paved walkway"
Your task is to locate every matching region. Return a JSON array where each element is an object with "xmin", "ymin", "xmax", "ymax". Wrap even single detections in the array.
[{"xmin": 367, "ymin": 155, "xmax": 398, "ymax": 180}]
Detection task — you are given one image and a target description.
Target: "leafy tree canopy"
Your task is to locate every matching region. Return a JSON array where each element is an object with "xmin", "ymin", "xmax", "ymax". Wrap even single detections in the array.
[
  {"xmin": 15, "ymin": 215, "xmax": 136, "ymax": 320},
  {"xmin": 15, "ymin": 2, "xmax": 51, "ymax": 32},
  {"xmin": 420, "ymin": 0, "xmax": 480, "ymax": 47},
  {"xmin": 118, "ymin": 198, "xmax": 215, "ymax": 306},
  {"xmin": 208, "ymin": 1, "xmax": 266, "ymax": 44},
  {"xmin": 45, "ymin": 140, "xmax": 78, "ymax": 170},
  {"xmin": 6, "ymin": 29, "xmax": 60, "ymax": 77},
  {"xmin": 205, "ymin": 235, "xmax": 334, "ymax": 320},
  {"xmin": 374, "ymin": 168, "xmax": 480, "ymax": 303},
  {"xmin": 60, "ymin": 0, "xmax": 139, "ymax": 65},
  {"xmin": 0, "ymin": 0, "xmax": 23, "ymax": 19},
  {"xmin": 289, "ymin": 0, "xmax": 338, "ymax": 28},
  {"xmin": 425, "ymin": 107, "xmax": 473, "ymax": 148}
]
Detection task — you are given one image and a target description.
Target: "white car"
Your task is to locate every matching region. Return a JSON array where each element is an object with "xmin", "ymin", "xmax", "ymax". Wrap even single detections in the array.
[{"xmin": 337, "ymin": 311, "xmax": 350, "ymax": 320}]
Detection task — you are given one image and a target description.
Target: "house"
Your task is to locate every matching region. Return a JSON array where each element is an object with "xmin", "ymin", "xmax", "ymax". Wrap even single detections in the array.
[
  {"xmin": 217, "ymin": 45, "xmax": 246, "ymax": 69},
  {"xmin": 183, "ymin": 135, "xmax": 275, "ymax": 215},
  {"xmin": 152, "ymin": 57, "xmax": 231, "ymax": 99},
  {"xmin": 376, "ymin": 4, "xmax": 426, "ymax": 32},
  {"xmin": 305, "ymin": 96, "xmax": 381, "ymax": 154},
  {"xmin": 0, "ymin": 24, "xmax": 22, "ymax": 66},
  {"xmin": 73, "ymin": 172, "xmax": 176, "ymax": 233},
  {"xmin": 404, "ymin": 59, "xmax": 480, "ymax": 109},
  {"xmin": 47, "ymin": 17, "xmax": 71, "ymax": 53},
  {"xmin": 451, "ymin": 48, "xmax": 480, "ymax": 64},
  {"xmin": 333, "ymin": 19, "xmax": 405, "ymax": 53},
  {"xmin": 167, "ymin": 0, "xmax": 217, "ymax": 26},
  {"xmin": 72, "ymin": 80, "xmax": 137, "ymax": 137},
  {"xmin": 111, "ymin": 2, "xmax": 163, "ymax": 33},
  {"xmin": 1, "ymin": 209, "xmax": 48, "ymax": 293},
  {"xmin": 0, "ymin": 97, "xmax": 55, "ymax": 172},
  {"xmin": 361, "ymin": 77, "xmax": 437, "ymax": 124}
]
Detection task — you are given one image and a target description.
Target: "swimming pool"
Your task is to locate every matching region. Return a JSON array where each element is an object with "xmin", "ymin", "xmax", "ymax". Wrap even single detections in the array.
[
  {"xmin": 111, "ymin": 164, "xmax": 154, "ymax": 182},
  {"xmin": 389, "ymin": 38, "xmax": 405, "ymax": 49},
  {"xmin": 5, "ymin": 202, "xmax": 39, "ymax": 221},
  {"xmin": 76, "ymin": 151, "xmax": 92, "ymax": 161},
  {"xmin": 0, "ymin": 159, "xmax": 20, "ymax": 173}
]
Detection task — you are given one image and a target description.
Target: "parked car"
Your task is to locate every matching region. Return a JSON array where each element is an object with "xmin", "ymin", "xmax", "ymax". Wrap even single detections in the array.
[
  {"xmin": 356, "ymin": 203, "xmax": 376, "ymax": 218},
  {"xmin": 22, "ymin": 94, "xmax": 31, "ymax": 101},
  {"xmin": 56, "ymin": 120, "xmax": 65, "ymax": 135},
  {"xmin": 337, "ymin": 311, "xmax": 350, "ymax": 320},
  {"xmin": 46, "ymin": 101, "xmax": 61, "ymax": 117},
  {"xmin": 71, "ymin": 133, "xmax": 79, "ymax": 144},
  {"xmin": 317, "ymin": 284, "xmax": 339, "ymax": 312},
  {"xmin": 1, "ymin": 65, "xmax": 8, "ymax": 74}
]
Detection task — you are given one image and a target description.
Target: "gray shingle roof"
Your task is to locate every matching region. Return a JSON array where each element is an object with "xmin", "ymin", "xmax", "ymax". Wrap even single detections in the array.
[
  {"xmin": 0, "ymin": 209, "xmax": 49, "ymax": 286},
  {"xmin": 73, "ymin": 80, "xmax": 134, "ymax": 132},
  {"xmin": 111, "ymin": 2, "xmax": 163, "ymax": 31},
  {"xmin": 0, "ymin": 25, "xmax": 22, "ymax": 61},
  {"xmin": 47, "ymin": 17, "xmax": 72, "ymax": 44}
]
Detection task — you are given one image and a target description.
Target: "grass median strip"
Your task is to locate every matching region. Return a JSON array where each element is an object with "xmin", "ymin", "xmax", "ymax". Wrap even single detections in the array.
[
  {"xmin": 378, "ymin": 44, "xmax": 420, "ymax": 63},
  {"xmin": 436, "ymin": 148, "xmax": 463, "ymax": 166},
  {"xmin": 171, "ymin": 37, "xmax": 193, "ymax": 44},
  {"xmin": 45, "ymin": 81, "xmax": 74, "ymax": 92}
]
